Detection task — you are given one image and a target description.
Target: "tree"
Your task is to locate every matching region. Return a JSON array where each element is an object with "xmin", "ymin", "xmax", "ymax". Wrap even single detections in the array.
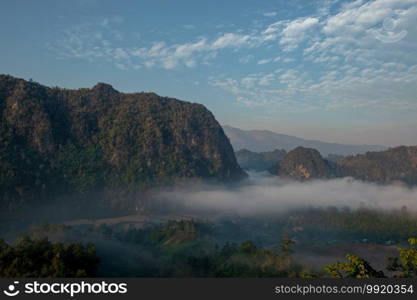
[
  {"xmin": 324, "ymin": 254, "xmax": 386, "ymax": 278},
  {"xmin": 279, "ymin": 233, "xmax": 295, "ymax": 257},
  {"xmin": 387, "ymin": 238, "xmax": 417, "ymax": 278},
  {"xmin": 0, "ymin": 236, "xmax": 99, "ymax": 277}
]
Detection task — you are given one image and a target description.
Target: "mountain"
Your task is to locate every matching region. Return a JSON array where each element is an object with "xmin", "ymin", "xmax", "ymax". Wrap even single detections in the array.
[
  {"xmin": 0, "ymin": 75, "xmax": 246, "ymax": 212},
  {"xmin": 338, "ymin": 146, "xmax": 417, "ymax": 185},
  {"xmin": 269, "ymin": 146, "xmax": 417, "ymax": 185},
  {"xmin": 270, "ymin": 147, "xmax": 340, "ymax": 180},
  {"xmin": 223, "ymin": 125, "xmax": 386, "ymax": 156},
  {"xmin": 235, "ymin": 149, "xmax": 287, "ymax": 171}
]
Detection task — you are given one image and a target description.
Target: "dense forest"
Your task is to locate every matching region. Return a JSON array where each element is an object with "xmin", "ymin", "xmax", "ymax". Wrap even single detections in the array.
[
  {"xmin": 268, "ymin": 146, "xmax": 417, "ymax": 184},
  {"xmin": 0, "ymin": 236, "xmax": 98, "ymax": 277},
  {"xmin": 1, "ymin": 218, "xmax": 417, "ymax": 278},
  {"xmin": 339, "ymin": 146, "xmax": 417, "ymax": 185},
  {"xmin": 0, "ymin": 75, "xmax": 245, "ymax": 213}
]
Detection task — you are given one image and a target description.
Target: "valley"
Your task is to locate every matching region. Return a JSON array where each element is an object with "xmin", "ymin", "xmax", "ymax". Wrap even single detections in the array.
[{"xmin": 1, "ymin": 76, "xmax": 417, "ymax": 278}]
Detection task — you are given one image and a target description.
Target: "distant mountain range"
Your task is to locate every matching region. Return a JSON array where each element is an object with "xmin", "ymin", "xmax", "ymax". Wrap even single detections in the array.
[{"xmin": 223, "ymin": 125, "xmax": 386, "ymax": 156}]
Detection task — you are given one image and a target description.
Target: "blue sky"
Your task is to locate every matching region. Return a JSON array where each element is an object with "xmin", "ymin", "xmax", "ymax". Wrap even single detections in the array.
[{"xmin": 1, "ymin": 0, "xmax": 416, "ymax": 146}]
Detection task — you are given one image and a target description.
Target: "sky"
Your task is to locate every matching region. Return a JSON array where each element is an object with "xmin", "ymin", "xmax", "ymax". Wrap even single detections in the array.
[{"xmin": 1, "ymin": 0, "xmax": 416, "ymax": 146}]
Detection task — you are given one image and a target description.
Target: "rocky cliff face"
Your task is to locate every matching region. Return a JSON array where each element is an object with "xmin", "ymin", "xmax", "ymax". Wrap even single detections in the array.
[
  {"xmin": 271, "ymin": 147, "xmax": 339, "ymax": 180},
  {"xmin": 0, "ymin": 75, "xmax": 246, "ymax": 211}
]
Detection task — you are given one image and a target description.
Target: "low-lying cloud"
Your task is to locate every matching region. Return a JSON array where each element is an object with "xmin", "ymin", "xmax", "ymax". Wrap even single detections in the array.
[{"xmin": 154, "ymin": 174, "xmax": 417, "ymax": 216}]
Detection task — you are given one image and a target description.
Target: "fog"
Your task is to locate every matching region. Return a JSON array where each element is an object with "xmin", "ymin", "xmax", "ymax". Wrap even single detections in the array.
[
  {"xmin": 4, "ymin": 173, "xmax": 417, "ymax": 276},
  {"xmin": 153, "ymin": 174, "xmax": 417, "ymax": 216}
]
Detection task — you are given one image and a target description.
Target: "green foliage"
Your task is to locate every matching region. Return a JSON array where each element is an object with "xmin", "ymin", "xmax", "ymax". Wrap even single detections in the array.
[
  {"xmin": 387, "ymin": 237, "xmax": 417, "ymax": 278},
  {"xmin": 54, "ymin": 143, "xmax": 107, "ymax": 193},
  {"xmin": 339, "ymin": 146, "xmax": 417, "ymax": 185},
  {"xmin": 0, "ymin": 123, "xmax": 47, "ymax": 205},
  {"xmin": 147, "ymin": 220, "xmax": 199, "ymax": 246},
  {"xmin": 279, "ymin": 233, "xmax": 295, "ymax": 257},
  {"xmin": 324, "ymin": 254, "xmax": 386, "ymax": 278},
  {"xmin": 97, "ymin": 220, "xmax": 306, "ymax": 277},
  {"xmin": 408, "ymin": 238, "xmax": 417, "ymax": 246},
  {"xmin": 4, "ymin": 220, "xmax": 417, "ymax": 278},
  {"xmin": 0, "ymin": 236, "xmax": 99, "ymax": 277},
  {"xmin": 325, "ymin": 238, "xmax": 417, "ymax": 279},
  {"xmin": 283, "ymin": 207, "xmax": 417, "ymax": 244},
  {"xmin": 0, "ymin": 75, "xmax": 245, "ymax": 211},
  {"xmin": 276, "ymin": 147, "xmax": 339, "ymax": 180}
]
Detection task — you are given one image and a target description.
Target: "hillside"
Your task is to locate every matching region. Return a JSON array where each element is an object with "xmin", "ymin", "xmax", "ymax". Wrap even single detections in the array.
[
  {"xmin": 339, "ymin": 146, "xmax": 417, "ymax": 185},
  {"xmin": 269, "ymin": 146, "xmax": 417, "ymax": 185},
  {"xmin": 0, "ymin": 75, "xmax": 246, "ymax": 212},
  {"xmin": 270, "ymin": 147, "xmax": 340, "ymax": 180},
  {"xmin": 223, "ymin": 125, "xmax": 386, "ymax": 156},
  {"xmin": 235, "ymin": 149, "xmax": 287, "ymax": 171}
]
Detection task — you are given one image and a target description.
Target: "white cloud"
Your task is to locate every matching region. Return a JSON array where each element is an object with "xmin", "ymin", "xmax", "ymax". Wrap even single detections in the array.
[
  {"xmin": 238, "ymin": 54, "xmax": 254, "ymax": 64},
  {"xmin": 161, "ymin": 58, "xmax": 177, "ymax": 69},
  {"xmin": 144, "ymin": 60, "xmax": 155, "ymax": 68},
  {"xmin": 147, "ymin": 42, "xmax": 168, "ymax": 57},
  {"xmin": 100, "ymin": 15, "xmax": 124, "ymax": 28},
  {"xmin": 210, "ymin": 33, "xmax": 252, "ymax": 50},
  {"xmin": 258, "ymin": 73, "xmax": 276, "ymax": 86},
  {"xmin": 113, "ymin": 48, "xmax": 129, "ymax": 59},
  {"xmin": 51, "ymin": 0, "xmax": 417, "ymax": 115},
  {"xmin": 185, "ymin": 59, "xmax": 196, "ymax": 67},
  {"xmin": 52, "ymin": 12, "xmax": 319, "ymax": 69},
  {"xmin": 239, "ymin": 0, "xmax": 417, "ymax": 113},
  {"xmin": 114, "ymin": 63, "xmax": 128, "ymax": 70},
  {"xmin": 182, "ymin": 24, "xmax": 196, "ymax": 30},
  {"xmin": 263, "ymin": 12, "xmax": 277, "ymax": 17},
  {"xmin": 129, "ymin": 39, "xmax": 209, "ymax": 69},
  {"xmin": 260, "ymin": 17, "xmax": 320, "ymax": 51},
  {"xmin": 323, "ymin": 0, "xmax": 417, "ymax": 34},
  {"xmin": 283, "ymin": 57, "xmax": 295, "ymax": 63},
  {"xmin": 241, "ymin": 76, "xmax": 258, "ymax": 88},
  {"xmin": 157, "ymin": 177, "xmax": 417, "ymax": 215},
  {"xmin": 210, "ymin": 62, "xmax": 417, "ymax": 113},
  {"xmin": 282, "ymin": 17, "xmax": 320, "ymax": 38},
  {"xmin": 280, "ymin": 17, "xmax": 320, "ymax": 50},
  {"xmin": 174, "ymin": 39, "xmax": 207, "ymax": 57},
  {"xmin": 257, "ymin": 58, "xmax": 271, "ymax": 65}
]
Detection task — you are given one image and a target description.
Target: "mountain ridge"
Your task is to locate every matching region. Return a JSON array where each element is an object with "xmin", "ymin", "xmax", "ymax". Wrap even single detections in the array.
[
  {"xmin": 0, "ymin": 75, "xmax": 246, "ymax": 212},
  {"xmin": 223, "ymin": 125, "xmax": 386, "ymax": 156},
  {"xmin": 269, "ymin": 146, "xmax": 417, "ymax": 185}
]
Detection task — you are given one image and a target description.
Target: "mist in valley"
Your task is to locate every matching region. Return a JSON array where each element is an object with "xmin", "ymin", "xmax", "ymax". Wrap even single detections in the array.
[
  {"xmin": 2, "ymin": 173, "xmax": 417, "ymax": 277},
  {"xmin": 151, "ymin": 173, "xmax": 417, "ymax": 216}
]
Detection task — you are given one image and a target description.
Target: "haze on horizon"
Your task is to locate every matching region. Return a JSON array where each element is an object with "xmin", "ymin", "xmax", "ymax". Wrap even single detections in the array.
[{"xmin": 1, "ymin": 0, "xmax": 416, "ymax": 146}]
